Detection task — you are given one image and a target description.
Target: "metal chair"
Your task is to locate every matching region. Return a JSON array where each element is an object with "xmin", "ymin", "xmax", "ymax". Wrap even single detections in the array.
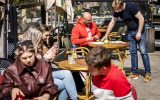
[
  {"xmin": 0, "ymin": 58, "xmax": 12, "ymax": 75},
  {"xmin": 8, "ymin": 43, "xmax": 16, "ymax": 60},
  {"xmin": 0, "ymin": 58, "xmax": 12, "ymax": 84}
]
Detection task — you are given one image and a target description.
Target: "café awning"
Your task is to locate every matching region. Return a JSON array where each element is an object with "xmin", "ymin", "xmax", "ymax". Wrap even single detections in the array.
[{"xmin": 47, "ymin": 0, "xmax": 74, "ymax": 21}]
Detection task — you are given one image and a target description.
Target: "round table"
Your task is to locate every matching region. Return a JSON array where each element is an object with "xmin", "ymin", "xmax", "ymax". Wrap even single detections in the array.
[
  {"xmin": 88, "ymin": 42, "xmax": 129, "ymax": 50},
  {"xmin": 58, "ymin": 59, "xmax": 94, "ymax": 100},
  {"xmin": 58, "ymin": 59, "xmax": 88, "ymax": 71}
]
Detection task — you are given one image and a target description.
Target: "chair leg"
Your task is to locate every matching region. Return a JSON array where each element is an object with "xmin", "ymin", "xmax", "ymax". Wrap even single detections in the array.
[{"xmin": 53, "ymin": 95, "xmax": 58, "ymax": 100}]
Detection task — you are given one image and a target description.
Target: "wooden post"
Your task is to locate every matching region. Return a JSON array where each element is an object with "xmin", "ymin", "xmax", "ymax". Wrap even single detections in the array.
[
  {"xmin": 45, "ymin": 0, "xmax": 48, "ymax": 25},
  {"xmin": 21, "ymin": 9, "xmax": 26, "ymax": 24}
]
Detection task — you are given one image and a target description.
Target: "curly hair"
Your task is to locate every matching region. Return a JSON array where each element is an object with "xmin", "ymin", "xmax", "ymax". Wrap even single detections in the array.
[{"xmin": 85, "ymin": 46, "xmax": 111, "ymax": 69}]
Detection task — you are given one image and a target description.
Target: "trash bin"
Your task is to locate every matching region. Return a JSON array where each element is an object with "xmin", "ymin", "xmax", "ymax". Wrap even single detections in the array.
[{"xmin": 145, "ymin": 25, "xmax": 155, "ymax": 53}]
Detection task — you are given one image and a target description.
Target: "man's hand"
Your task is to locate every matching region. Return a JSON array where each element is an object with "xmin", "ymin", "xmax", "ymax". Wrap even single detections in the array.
[
  {"xmin": 86, "ymin": 36, "xmax": 94, "ymax": 41},
  {"xmin": 136, "ymin": 32, "xmax": 142, "ymax": 41},
  {"xmin": 34, "ymin": 93, "xmax": 50, "ymax": 100},
  {"xmin": 43, "ymin": 43, "xmax": 58, "ymax": 61},
  {"xmin": 93, "ymin": 35, "xmax": 99, "ymax": 40},
  {"xmin": 11, "ymin": 88, "xmax": 25, "ymax": 100},
  {"xmin": 101, "ymin": 36, "xmax": 108, "ymax": 42}
]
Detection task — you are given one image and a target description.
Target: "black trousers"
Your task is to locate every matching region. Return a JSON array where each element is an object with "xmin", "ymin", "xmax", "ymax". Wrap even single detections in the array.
[{"xmin": 72, "ymin": 72, "xmax": 85, "ymax": 92}]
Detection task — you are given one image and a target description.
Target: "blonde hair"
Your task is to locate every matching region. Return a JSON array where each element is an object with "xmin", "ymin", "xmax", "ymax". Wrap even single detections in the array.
[
  {"xmin": 112, "ymin": 0, "xmax": 124, "ymax": 7},
  {"xmin": 14, "ymin": 40, "xmax": 35, "ymax": 59},
  {"xmin": 22, "ymin": 26, "xmax": 42, "ymax": 53}
]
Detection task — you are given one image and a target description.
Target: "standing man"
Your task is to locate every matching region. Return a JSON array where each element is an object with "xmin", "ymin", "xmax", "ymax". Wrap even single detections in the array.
[
  {"xmin": 71, "ymin": 12, "xmax": 101, "ymax": 47},
  {"xmin": 101, "ymin": 0, "xmax": 151, "ymax": 82}
]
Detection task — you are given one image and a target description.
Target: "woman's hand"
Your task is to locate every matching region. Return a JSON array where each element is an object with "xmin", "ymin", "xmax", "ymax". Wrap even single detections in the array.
[
  {"xmin": 43, "ymin": 43, "xmax": 58, "ymax": 61},
  {"xmin": 33, "ymin": 93, "xmax": 50, "ymax": 100},
  {"xmin": 11, "ymin": 88, "xmax": 25, "ymax": 100}
]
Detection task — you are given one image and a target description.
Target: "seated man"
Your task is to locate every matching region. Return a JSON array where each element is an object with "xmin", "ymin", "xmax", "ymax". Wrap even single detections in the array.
[
  {"xmin": 85, "ymin": 46, "xmax": 137, "ymax": 100},
  {"xmin": 71, "ymin": 12, "xmax": 101, "ymax": 47},
  {"xmin": 0, "ymin": 40, "xmax": 58, "ymax": 100}
]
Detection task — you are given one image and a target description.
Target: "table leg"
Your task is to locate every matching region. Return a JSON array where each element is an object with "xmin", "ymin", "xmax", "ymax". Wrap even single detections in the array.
[
  {"xmin": 115, "ymin": 49, "xmax": 125, "ymax": 72},
  {"xmin": 85, "ymin": 73, "xmax": 89, "ymax": 100},
  {"xmin": 78, "ymin": 73, "xmax": 95, "ymax": 100}
]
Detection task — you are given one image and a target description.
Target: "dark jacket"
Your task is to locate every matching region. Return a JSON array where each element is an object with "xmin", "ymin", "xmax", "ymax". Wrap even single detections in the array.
[{"xmin": 0, "ymin": 58, "xmax": 58, "ymax": 99}]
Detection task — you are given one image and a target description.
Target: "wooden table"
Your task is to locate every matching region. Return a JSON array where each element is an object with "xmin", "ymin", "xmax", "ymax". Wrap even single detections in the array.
[
  {"xmin": 88, "ymin": 42, "xmax": 129, "ymax": 71},
  {"xmin": 58, "ymin": 59, "xmax": 94, "ymax": 100}
]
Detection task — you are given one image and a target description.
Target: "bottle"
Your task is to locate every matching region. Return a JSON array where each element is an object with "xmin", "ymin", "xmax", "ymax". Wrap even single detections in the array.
[
  {"xmin": 72, "ymin": 44, "xmax": 77, "ymax": 59},
  {"xmin": 68, "ymin": 44, "xmax": 77, "ymax": 64}
]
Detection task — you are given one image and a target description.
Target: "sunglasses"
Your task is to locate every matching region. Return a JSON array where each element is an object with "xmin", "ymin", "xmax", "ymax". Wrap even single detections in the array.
[{"xmin": 16, "ymin": 40, "xmax": 33, "ymax": 47}]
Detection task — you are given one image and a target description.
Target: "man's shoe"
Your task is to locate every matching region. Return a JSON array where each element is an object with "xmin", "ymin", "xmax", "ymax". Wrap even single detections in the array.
[
  {"xmin": 143, "ymin": 73, "xmax": 151, "ymax": 83},
  {"xmin": 128, "ymin": 73, "xmax": 139, "ymax": 79}
]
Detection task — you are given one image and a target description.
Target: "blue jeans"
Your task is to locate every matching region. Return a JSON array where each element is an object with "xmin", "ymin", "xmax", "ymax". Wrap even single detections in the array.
[
  {"xmin": 128, "ymin": 31, "xmax": 151, "ymax": 74},
  {"xmin": 52, "ymin": 70, "xmax": 78, "ymax": 100}
]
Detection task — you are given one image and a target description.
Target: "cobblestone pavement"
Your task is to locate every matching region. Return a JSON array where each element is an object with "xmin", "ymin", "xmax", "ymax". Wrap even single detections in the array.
[{"xmin": 113, "ymin": 51, "xmax": 160, "ymax": 100}]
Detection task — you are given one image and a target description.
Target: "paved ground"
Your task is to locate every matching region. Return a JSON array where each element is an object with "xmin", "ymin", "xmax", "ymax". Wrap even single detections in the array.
[{"xmin": 113, "ymin": 50, "xmax": 160, "ymax": 100}]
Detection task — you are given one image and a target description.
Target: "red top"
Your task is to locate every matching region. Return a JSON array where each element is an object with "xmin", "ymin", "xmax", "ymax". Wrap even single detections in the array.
[
  {"xmin": 71, "ymin": 18, "xmax": 101, "ymax": 46},
  {"xmin": 93, "ymin": 64, "xmax": 132, "ymax": 98}
]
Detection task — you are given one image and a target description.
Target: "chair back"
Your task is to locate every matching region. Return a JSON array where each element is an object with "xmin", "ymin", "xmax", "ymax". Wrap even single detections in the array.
[
  {"xmin": 63, "ymin": 37, "xmax": 72, "ymax": 50},
  {"xmin": 62, "ymin": 37, "xmax": 89, "ymax": 58},
  {"xmin": 8, "ymin": 43, "xmax": 16, "ymax": 60},
  {"xmin": 117, "ymin": 27, "xmax": 124, "ymax": 34},
  {"xmin": 0, "ymin": 58, "xmax": 12, "ymax": 75},
  {"xmin": 121, "ymin": 25, "xmax": 128, "ymax": 35},
  {"xmin": 121, "ymin": 25, "xmax": 128, "ymax": 41}
]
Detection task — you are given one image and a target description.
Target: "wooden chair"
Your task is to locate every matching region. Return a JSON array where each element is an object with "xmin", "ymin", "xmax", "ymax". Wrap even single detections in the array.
[
  {"xmin": 108, "ymin": 26, "xmax": 128, "ymax": 64},
  {"xmin": 63, "ymin": 37, "xmax": 89, "ymax": 57},
  {"xmin": 108, "ymin": 27, "xmax": 123, "ymax": 41},
  {"xmin": 108, "ymin": 25, "xmax": 128, "ymax": 41}
]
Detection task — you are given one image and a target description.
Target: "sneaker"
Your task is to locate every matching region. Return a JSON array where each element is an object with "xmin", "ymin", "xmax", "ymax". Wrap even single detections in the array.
[
  {"xmin": 128, "ymin": 73, "xmax": 139, "ymax": 79},
  {"xmin": 143, "ymin": 73, "xmax": 151, "ymax": 82}
]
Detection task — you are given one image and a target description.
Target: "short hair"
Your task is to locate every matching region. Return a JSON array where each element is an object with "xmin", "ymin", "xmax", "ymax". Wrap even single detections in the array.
[
  {"xmin": 14, "ymin": 40, "xmax": 35, "ymax": 59},
  {"xmin": 85, "ymin": 46, "xmax": 111, "ymax": 69},
  {"xmin": 112, "ymin": 0, "xmax": 124, "ymax": 7}
]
